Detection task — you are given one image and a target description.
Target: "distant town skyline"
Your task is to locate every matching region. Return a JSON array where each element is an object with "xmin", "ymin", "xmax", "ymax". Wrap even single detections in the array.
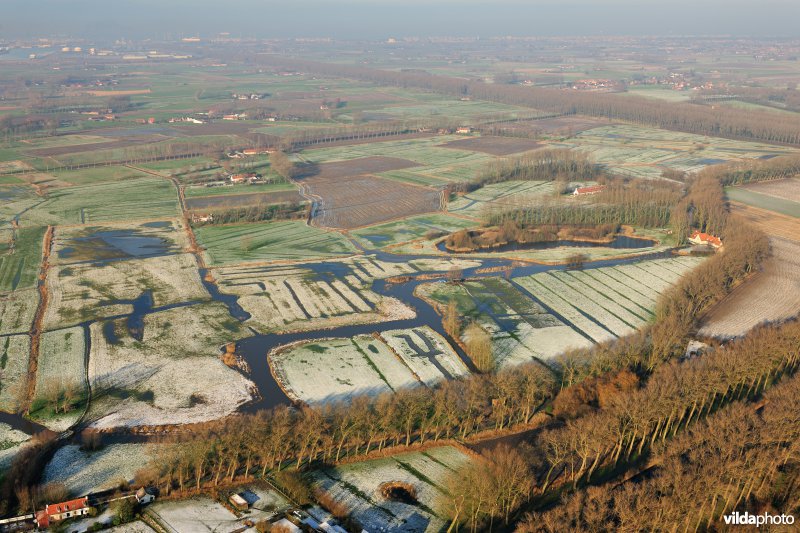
[{"xmin": 2, "ymin": 0, "xmax": 799, "ymax": 41}]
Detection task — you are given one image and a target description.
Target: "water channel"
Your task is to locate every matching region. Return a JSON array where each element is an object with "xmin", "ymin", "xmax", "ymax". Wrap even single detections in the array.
[{"xmin": 2, "ymin": 239, "xmax": 675, "ymax": 446}]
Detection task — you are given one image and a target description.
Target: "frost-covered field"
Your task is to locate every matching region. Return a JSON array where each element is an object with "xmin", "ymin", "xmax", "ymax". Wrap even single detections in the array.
[
  {"xmin": 271, "ymin": 327, "xmax": 466, "ymax": 405},
  {"xmin": 270, "ymin": 334, "xmax": 421, "ymax": 404},
  {"xmin": 310, "ymin": 446, "xmax": 471, "ymax": 533},
  {"xmin": 0, "ymin": 334, "xmax": 30, "ymax": 412},
  {"xmin": 44, "ymin": 253, "xmax": 209, "ymax": 329},
  {"xmin": 87, "ymin": 304, "xmax": 255, "ymax": 429},
  {"xmin": 0, "ymin": 288, "xmax": 38, "ymax": 335},
  {"xmin": 0, "ymin": 423, "xmax": 31, "ymax": 471},
  {"xmin": 32, "ymin": 326, "xmax": 87, "ymax": 431},
  {"xmin": 149, "ymin": 486, "xmax": 288, "ymax": 533},
  {"xmin": 418, "ymin": 277, "xmax": 591, "ymax": 368},
  {"xmin": 51, "ymin": 220, "xmax": 189, "ymax": 266},
  {"xmin": 210, "ymin": 256, "xmax": 467, "ymax": 333},
  {"xmin": 381, "ymin": 327, "xmax": 470, "ymax": 385},
  {"xmin": 43, "ymin": 443, "xmax": 163, "ymax": 495},
  {"xmin": 700, "ymin": 237, "xmax": 800, "ymax": 339},
  {"xmin": 447, "ymin": 180, "xmax": 556, "ymax": 217},
  {"xmin": 516, "ymin": 256, "xmax": 703, "ymax": 343}
]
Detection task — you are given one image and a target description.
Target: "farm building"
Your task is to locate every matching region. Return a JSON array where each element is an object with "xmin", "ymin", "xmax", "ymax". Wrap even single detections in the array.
[
  {"xmin": 573, "ymin": 185, "xmax": 606, "ymax": 196},
  {"xmin": 135, "ymin": 487, "xmax": 157, "ymax": 505},
  {"xmin": 35, "ymin": 497, "xmax": 90, "ymax": 528},
  {"xmin": 242, "ymin": 148, "xmax": 274, "ymax": 156},
  {"xmin": 688, "ymin": 231, "xmax": 722, "ymax": 248},
  {"xmin": 456, "ymin": 127, "xmax": 472, "ymax": 134},
  {"xmin": 229, "ymin": 493, "xmax": 249, "ymax": 511},
  {"xmin": 273, "ymin": 518, "xmax": 301, "ymax": 532}
]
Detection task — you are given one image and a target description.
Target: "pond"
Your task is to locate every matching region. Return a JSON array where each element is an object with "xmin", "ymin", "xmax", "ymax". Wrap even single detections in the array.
[
  {"xmin": 436, "ymin": 235, "xmax": 657, "ymax": 254},
  {"xmin": 58, "ymin": 228, "xmax": 175, "ymax": 262}
]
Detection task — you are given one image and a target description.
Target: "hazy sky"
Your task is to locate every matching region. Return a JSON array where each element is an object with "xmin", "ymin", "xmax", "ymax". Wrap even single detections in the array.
[{"xmin": 2, "ymin": 0, "xmax": 799, "ymax": 40}]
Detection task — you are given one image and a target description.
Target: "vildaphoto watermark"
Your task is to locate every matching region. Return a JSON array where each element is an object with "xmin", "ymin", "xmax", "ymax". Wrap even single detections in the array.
[{"xmin": 722, "ymin": 511, "xmax": 795, "ymax": 527}]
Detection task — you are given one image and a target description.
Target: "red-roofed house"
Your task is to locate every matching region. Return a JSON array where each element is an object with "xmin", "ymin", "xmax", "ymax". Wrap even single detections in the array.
[
  {"xmin": 573, "ymin": 185, "xmax": 606, "ymax": 196},
  {"xmin": 689, "ymin": 231, "xmax": 722, "ymax": 248},
  {"xmin": 35, "ymin": 497, "xmax": 90, "ymax": 528}
]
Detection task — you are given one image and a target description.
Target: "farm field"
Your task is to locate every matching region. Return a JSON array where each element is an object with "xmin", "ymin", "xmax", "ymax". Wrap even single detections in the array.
[
  {"xmin": 44, "ymin": 252, "xmax": 209, "ymax": 329},
  {"xmin": 0, "ymin": 186, "xmax": 42, "ymax": 228},
  {"xmin": 0, "ymin": 288, "xmax": 38, "ymax": 335},
  {"xmin": 418, "ymin": 277, "xmax": 590, "ymax": 368},
  {"xmin": 0, "ymin": 423, "xmax": 30, "ymax": 472},
  {"xmin": 87, "ymin": 303, "xmax": 254, "ymax": 429},
  {"xmin": 196, "ymin": 220, "xmax": 358, "ymax": 265},
  {"xmin": 310, "ymin": 445, "xmax": 471, "ymax": 533},
  {"xmin": 447, "ymin": 180, "xmax": 557, "ymax": 218},
  {"xmin": 0, "ymin": 335, "xmax": 30, "ymax": 413},
  {"xmin": 553, "ymin": 124, "xmax": 798, "ymax": 180},
  {"xmin": 351, "ymin": 213, "xmax": 477, "ymax": 249},
  {"xmin": 49, "ymin": 165, "xmax": 154, "ymax": 185},
  {"xmin": 43, "ymin": 442, "xmax": 164, "ymax": 495},
  {"xmin": 725, "ymin": 186, "xmax": 800, "ymax": 218},
  {"xmin": 269, "ymin": 326, "xmax": 467, "ymax": 404},
  {"xmin": 0, "ymin": 226, "xmax": 46, "ymax": 292},
  {"xmin": 515, "ymin": 256, "xmax": 704, "ymax": 343},
  {"xmin": 183, "ymin": 180, "xmax": 296, "ymax": 198},
  {"xmin": 51, "ymin": 220, "xmax": 188, "ymax": 266},
  {"xmin": 729, "ymin": 202, "xmax": 800, "ymax": 241},
  {"xmin": 440, "ymin": 136, "xmax": 541, "ymax": 156},
  {"xmin": 30, "ymin": 326, "xmax": 88, "ymax": 431},
  {"xmin": 699, "ymin": 237, "xmax": 800, "ymax": 339},
  {"xmin": 739, "ymin": 177, "xmax": 800, "ymax": 203},
  {"xmin": 300, "ymin": 136, "xmax": 494, "ymax": 187},
  {"xmin": 298, "ymin": 158, "xmax": 443, "ymax": 229},
  {"xmin": 185, "ymin": 189, "xmax": 304, "ymax": 210},
  {"xmin": 213, "ymin": 264, "xmax": 415, "ymax": 334},
  {"xmin": 18, "ymin": 178, "xmax": 180, "ymax": 225},
  {"xmin": 148, "ymin": 487, "xmax": 290, "ymax": 533}
]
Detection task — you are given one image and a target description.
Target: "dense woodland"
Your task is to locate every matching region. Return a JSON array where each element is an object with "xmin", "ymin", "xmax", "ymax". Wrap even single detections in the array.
[{"xmin": 260, "ymin": 57, "xmax": 800, "ymax": 145}]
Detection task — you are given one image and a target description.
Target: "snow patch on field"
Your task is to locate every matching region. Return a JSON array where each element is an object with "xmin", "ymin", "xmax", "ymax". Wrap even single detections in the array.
[
  {"xmin": 310, "ymin": 446, "xmax": 470, "ymax": 533},
  {"xmin": 87, "ymin": 304, "xmax": 255, "ymax": 429},
  {"xmin": 0, "ymin": 423, "xmax": 31, "ymax": 471},
  {"xmin": 43, "ymin": 443, "xmax": 163, "ymax": 495},
  {"xmin": 44, "ymin": 253, "xmax": 210, "ymax": 329}
]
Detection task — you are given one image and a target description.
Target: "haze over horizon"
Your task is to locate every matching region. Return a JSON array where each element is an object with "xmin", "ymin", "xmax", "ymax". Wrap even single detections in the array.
[{"xmin": 2, "ymin": 0, "xmax": 800, "ymax": 41}]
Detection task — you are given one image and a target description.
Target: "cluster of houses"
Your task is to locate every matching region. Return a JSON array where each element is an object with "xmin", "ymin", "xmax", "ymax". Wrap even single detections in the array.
[
  {"xmin": 232, "ymin": 93, "xmax": 267, "ymax": 100},
  {"xmin": 7, "ymin": 488, "xmax": 159, "ymax": 530},
  {"xmin": 569, "ymin": 79, "xmax": 622, "ymax": 91},
  {"xmin": 228, "ymin": 493, "xmax": 347, "ymax": 533},
  {"xmin": 228, "ymin": 172, "xmax": 263, "ymax": 184},
  {"xmin": 628, "ymin": 73, "xmax": 717, "ymax": 92}
]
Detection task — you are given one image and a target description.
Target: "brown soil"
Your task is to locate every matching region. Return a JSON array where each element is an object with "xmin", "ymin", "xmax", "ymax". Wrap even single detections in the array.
[
  {"xmin": 24, "ymin": 135, "xmax": 169, "ymax": 157},
  {"xmin": 297, "ymin": 157, "xmax": 441, "ymax": 229},
  {"xmin": 184, "ymin": 190, "xmax": 304, "ymax": 210},
  {"xmin": 440, "ymin": 136, "xmax": 542, "ymax": 155}
]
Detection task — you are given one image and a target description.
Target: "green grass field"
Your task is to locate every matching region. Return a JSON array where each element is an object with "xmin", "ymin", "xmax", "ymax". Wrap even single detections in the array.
[
  {"xmin": 351, "ymin": 213, "xmax": 478, "ymax": 249},
  {"xmin": 18, "ymin": 178, "xmax": 180, "ymax": 225},
  {"xmin": 196, "ymin": 220, "xmax": 358, "ymax": 265},
  {"xmin": 725, "ymin": 187, "xmax": 800, "ymax": 218},
  {"xmin": 52, "ymin": 165, "xmax": 153, "ymax": 185},
  {"xmin": 0, "ymin": 226, "xmax": 46, "ymax": 291}
]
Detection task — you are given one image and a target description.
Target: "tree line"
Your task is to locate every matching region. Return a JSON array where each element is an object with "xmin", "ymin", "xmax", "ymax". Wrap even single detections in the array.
[
  {"xmin": 442, "ymin": 319, "xmax": 800, "ymax": 531},
  {"xmin": 130, "ymin": 363, "xmax": 556, "ymax": 499},
  {"xmin": 518, "ymin": 339, "xmax": 800, "ymax": 532}
]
